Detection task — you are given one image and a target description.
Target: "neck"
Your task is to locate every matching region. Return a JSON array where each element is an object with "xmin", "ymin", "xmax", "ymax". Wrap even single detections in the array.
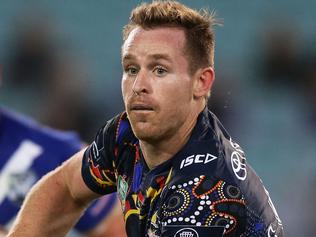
[{"xmin": 140, "ymin": 103, "xmax": 205, "ymax": 169}]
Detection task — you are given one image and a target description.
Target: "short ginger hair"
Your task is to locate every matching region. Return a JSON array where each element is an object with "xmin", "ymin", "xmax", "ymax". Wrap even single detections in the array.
[{"xmin": 123, "ymin": 0, "xmax": 218, "ymax": 75}]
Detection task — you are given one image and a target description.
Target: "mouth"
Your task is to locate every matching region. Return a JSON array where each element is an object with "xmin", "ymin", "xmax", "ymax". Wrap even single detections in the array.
[{"xmin": 130, "ymin": 104, "xmax": 154, "ymax": 112}]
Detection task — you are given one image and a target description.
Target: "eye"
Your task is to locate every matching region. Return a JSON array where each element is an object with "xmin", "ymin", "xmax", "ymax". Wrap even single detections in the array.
[
  {"xmin": 153, "ymin": 66, "xmax": 167, "ymax": 77},
  {"xmin": 125, "ymin": 66, "xmax": 139, "ymax": 76}
]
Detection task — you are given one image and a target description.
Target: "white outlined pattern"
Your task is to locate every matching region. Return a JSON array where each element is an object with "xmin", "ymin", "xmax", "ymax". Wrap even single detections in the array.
[{"xmin": 229, "ymin": 138, "xmax": 247, "ymax": 181}]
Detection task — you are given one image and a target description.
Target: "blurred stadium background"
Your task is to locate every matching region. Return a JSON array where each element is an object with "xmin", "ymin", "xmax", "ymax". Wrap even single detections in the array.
[{"xmin": 0, "ymin": 1, "xmax": 315, "ymax": 236}]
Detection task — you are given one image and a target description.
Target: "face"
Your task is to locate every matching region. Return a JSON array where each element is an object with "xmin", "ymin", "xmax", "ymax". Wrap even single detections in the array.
[{"xmin": 121, "ymin": 26, "xmax": 197, "ymax": 142}]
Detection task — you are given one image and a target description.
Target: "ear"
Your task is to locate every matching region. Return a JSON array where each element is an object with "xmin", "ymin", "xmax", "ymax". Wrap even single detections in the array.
[{"xmin": 193, "ymin": 67, "xmax": 215, "ymax": 99}]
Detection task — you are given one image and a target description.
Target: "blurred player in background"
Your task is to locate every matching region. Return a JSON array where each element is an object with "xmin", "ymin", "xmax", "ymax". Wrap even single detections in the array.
[
  {"xmin": 1, "ymin": 10, "xmax": 126, "ymax": 237},
  {"xmin": 0, "ymin": 98, "xmax": 125, "ymax": 237}
]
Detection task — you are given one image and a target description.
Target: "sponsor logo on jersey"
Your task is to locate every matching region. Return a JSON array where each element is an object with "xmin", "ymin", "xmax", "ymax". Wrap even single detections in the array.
[
  {"xmin": 180, "ymin": 154, "xmax": 217, "ymax": 169},
  {"xmin": 174, "ymin": 228, "xmax": 199, "ymax": 237},
  {"xmin": 229, "ymin": 138, "xmax": 247, "ymax": 180}
]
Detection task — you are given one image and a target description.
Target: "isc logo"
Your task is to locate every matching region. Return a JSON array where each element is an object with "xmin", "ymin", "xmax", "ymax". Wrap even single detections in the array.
[{"xmin": 180, "ymin": 153, "xmax": 217, "ymax": 169}]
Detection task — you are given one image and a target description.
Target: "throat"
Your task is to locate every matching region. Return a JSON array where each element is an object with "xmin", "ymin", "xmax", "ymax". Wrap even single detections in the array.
[
  {"xmin": 138, "ymin": 107, "xmax": 201, "ymax": 169},
  {"xmin": 139, "ymin": 128, "xmax": 193, "ymax": 170}
]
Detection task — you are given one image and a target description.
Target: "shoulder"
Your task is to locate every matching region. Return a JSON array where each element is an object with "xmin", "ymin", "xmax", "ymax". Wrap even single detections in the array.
[
  {"xmin": 169, "ymin": 111, "xmax": 235, "ymax": 183},
  {"xmin": 84, "ymin": 111, "xmax": 135, "ymax": 171},
  {"xmin": 160, "ymin": 111, "xmax": 283, "ymax": 234},
  {"xmin": 104, "ymin": 111, "xmax": 135, "ymax": 145},
  {"xmin": 205, "ymin": 111, "xmax": 266, "ymax": 201},
  {"xmin": 93, "ymin": 112, "xmax": 136, "ymax": 152}
]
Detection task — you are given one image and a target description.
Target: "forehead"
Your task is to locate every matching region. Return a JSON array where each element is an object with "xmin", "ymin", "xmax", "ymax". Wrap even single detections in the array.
[{"xmin": 122, "ymin": 26, "xmax": 187, "ymax": 59}]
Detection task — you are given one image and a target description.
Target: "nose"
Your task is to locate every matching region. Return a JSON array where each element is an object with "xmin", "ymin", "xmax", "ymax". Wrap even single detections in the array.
[{"xmin": 132, "ymin": 69, "xmax": 150, "ymax": 95}]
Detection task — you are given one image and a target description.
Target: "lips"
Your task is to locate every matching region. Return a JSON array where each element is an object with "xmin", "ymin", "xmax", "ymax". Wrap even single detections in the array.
[{"xmin": 130, "ymin": 104, "xmax": 154, "ymax": 111}]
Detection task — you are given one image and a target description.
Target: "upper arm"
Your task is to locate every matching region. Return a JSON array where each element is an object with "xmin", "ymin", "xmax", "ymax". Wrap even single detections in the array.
[
  {"xmin": 80, "ymin": 121, "xmax": 118, "ymax": 195},
  {"xmin": 63, "ymin": 121, "xmax": 118, "ymax": 202},
  {"xmin": 60, "ymin": 115, "xmax": 120, "ymax": 207},
  {"xmin": 62, "ymin": 149, "xmax": 101, "ymax": 205}
]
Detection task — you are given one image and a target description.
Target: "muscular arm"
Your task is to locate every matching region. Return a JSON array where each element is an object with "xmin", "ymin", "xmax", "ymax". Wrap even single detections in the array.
[{"xmin": 7, "ymin": 149, "xmax": 100, "ymax": 237}]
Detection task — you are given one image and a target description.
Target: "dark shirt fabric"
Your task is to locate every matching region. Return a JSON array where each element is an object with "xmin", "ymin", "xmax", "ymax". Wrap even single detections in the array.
[{"xmin": 82, "ymin": 109, "xmax": 284, "ymax": 237}]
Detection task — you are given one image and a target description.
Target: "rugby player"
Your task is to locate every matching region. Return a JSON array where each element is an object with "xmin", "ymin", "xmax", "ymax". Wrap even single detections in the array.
[{"xmin": 7, "ymin": 1, "xmax": 284, "ymax": 236}]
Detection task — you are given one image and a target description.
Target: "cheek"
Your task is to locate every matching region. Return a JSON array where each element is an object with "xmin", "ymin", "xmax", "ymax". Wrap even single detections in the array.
[
  {"xmin": 121, "ymin": 77, "xmax": 130, "ymax": 101},
  {"xmin": 157, "ymin": 80, "xmax": 192, "ymax": 113},
  {"xmin": 163, "ymin": 79, "xmax": 192, "ymax": 102}
]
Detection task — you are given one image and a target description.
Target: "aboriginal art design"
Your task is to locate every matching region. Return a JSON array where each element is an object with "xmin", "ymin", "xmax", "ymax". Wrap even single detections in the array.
[
  {"xmin": 87, "ymin": 147, "xmax": 116, "ymax": 189},
  {"xmin": 161, "ymin": 176, "xmax": 246, "ymax": 236}
]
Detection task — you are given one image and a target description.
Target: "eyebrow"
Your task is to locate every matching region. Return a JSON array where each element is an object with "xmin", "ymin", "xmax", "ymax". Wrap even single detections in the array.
[
  {"xmin": 149, "ymin": 54, "xmax": 172, "ymax": 62},
  {"xmin": 122, "ymin": 53, "xmax": 172, "ymax": 63},
  {"xmin": 122, "ymin": 54, "xmax": 135, "ymax": 63}
]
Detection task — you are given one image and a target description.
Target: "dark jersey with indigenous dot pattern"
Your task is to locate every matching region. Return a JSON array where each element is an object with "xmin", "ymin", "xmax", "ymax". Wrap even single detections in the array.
[{"xmin": 82, "ymin": 109, "xmax": 284, "ymax": 237}]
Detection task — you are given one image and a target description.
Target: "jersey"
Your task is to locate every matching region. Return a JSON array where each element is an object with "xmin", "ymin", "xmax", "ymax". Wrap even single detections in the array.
[
  {"xmin": 0, "ymin": 107, "xmax": 116, "ymax": 234},
  {"xmin": 82, "ymin": 109, "xmax": 284, "ymax": 237}
]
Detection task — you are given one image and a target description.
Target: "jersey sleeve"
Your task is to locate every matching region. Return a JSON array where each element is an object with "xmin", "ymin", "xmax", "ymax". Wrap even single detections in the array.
[
  {"xmin": 81, "ymin": 118, "xmax": 118, "ymax": 195},
  {"xmin": 223, "ymin": 138, "xmax": 284, "ymax": 236}
]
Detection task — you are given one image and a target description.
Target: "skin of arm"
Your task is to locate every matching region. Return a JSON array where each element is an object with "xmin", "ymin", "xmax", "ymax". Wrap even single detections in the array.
[
  {"xmin": 7, "ymin": 149, "xmax": 101, "ymax": 237},
  {"xmin": 0, "ymin": 228, "xmax": 7, "ymax": 237}
]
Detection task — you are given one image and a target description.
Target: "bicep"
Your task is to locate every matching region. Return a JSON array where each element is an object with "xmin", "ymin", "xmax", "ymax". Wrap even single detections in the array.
[{"xmin": 62, "ymin": 149, "xmax": 101, "ymax": 205}]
